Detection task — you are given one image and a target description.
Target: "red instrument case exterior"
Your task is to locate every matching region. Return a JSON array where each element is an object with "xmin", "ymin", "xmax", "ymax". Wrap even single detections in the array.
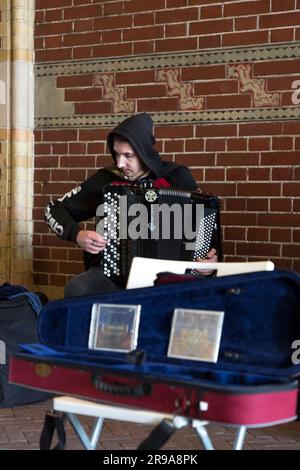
[{"xmin": 9, "ymin": 270, "xmax": 300, "ymax": 427}]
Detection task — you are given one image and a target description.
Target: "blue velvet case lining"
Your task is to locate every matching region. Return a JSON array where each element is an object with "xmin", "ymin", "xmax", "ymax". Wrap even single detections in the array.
[{"xmin": 21, "ymin": 270, "xmax": 300, "ymax": 389}]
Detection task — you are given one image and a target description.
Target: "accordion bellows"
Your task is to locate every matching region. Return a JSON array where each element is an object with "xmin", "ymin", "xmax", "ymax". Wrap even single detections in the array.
[{"xmin": 99, "ymin": 185, "xmax": 222, "ymax": 286}]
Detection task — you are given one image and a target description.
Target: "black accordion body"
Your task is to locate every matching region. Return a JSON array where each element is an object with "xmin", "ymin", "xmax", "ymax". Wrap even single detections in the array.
[{"xmin": 98, "ymin": 184, "xmax": 222, "ymax": 287}]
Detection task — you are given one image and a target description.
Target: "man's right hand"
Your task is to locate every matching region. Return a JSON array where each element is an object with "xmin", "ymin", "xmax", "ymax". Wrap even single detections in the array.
[{"xmin": 76, "ymin": 230, "xmax": 107, "ymax": 254}]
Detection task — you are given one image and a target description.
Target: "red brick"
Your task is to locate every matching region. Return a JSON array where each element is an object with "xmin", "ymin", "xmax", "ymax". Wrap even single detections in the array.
[
  {"xmin": 272, "ymin": 0, "xmax": 296, "ymax": 10},
  {"xmin": 138, "ymin": 97, "xmax": 179, "ymax": 112},
  {"xmin": 196, "ymin": 124, "xmax": 237, "ymax": 138},
  {"xmin": 79, "ymin": 129, "xmax": 109, "ymax": 141},
  {"xmin": 34, "ymin": 247, "xmax": 51, "ymax": 259},
  {"xmin": 60, "ymin": 156, "xmax": 96, "ymax": 167},
  {"xmin": 65, "ymin": 88, "xmax": 102, "ymax": 102},
  {"xmin": 59, "ymin": 261, "xmax": 83, "ymax": 275},
  {"xmin": 283, "ymin": 121, "xmax": 300, "ymax": 134},
  {"xmin": 225, "ymin": 199, "xmax": 247, "ymax": 211},
  {"xmin": 116, "ymin": 70, "xmax": 155, "ymax": 85},
  {"xmin": 43, "ymin": 130, "xmax": 78, "ymax": 142},
  {"xmin": 182, "ymin": 65, "xmax": 226, "ymax": 81},
  {"xmin": 216, "ymin": 152, "xmax": 259, "ymax": 166},
  {"xmin": 64, "ymin": 4, "xmax": 102, "ymax": 19},
  {"xmin": 45, "ymin": 36, "xmax": 63, "ymax": 49},
  {"xmin": 69, "ymin": 142, "xmax": 86, "ymax": 154},
  {"xmin": 35, "ymin": 22, "xmax": 73, "ymax": 36},
  {"xmin": 93, "ymin": 43, "xmax": 132, "ymax": 57},
  {"xmin": 50, "ymin": 274, "xmax": 68, "ymax": 287},
  {"xmin": 73, "ymin": 46, "xmax": 93, "ymax": 59},
  {"xmin": 45, "ymin": 9, "xmax": 63, "ymax": 22},
  {"xmin": 237, "ymin": 183, "xmax": 280, "ymax": 196},
  {"xmin": 271, "ymin": 28, "xmax": 294, "ymax": 43},
  {"xmin": 270, "ymin": 198, "xmax": 292, "ymax": 212},
  {"xmin": 224, "ymin": 0, "xmax": 270, "ymax": 17},
  {"xmin": 271, "ymin": 228, "xmax": 292, "ymax": 242},
  {"xmin": 166, "ymin": 0, "xmax": 188, "ymax": 7},
  {"xmin": 272, "ymin": 136, "xmax": 294, "ymax": 150},
  {"xmin": 222, "ymin": 212, "xmax": 257, "ymax": 225},
  {"xmin": 190, "ymin": 18, "xmax": 233, "ymax": 35},
  {"xmin": 64, "ymin": 32, "xmax": 101, "ymax": 47},
  {"xmin": 236, "ymin": 242, "xmax": 280, "ymax": 257},
  {"xmin": 155, "ymin": 37, "xmax": 198, "ymax": 53},
  {"xmin": 94, "ymin": 15, "xmax": 132, "ymax": 31},
  {"xmin": 282, "ymin": 245, "xmax": 300, "ymax": 257},
  {"xmin": 155, "ymin": 126, "xmax": 194, "ymax": 139},
  {"xmin": 74, "ymin": 18, "xmax": 93, "ymax": 32},
  {"xmin": 293, "ymin": 230, "xmax": 300, "ymax": 243},
  {"xmin": 35, "ymin": 48, "xmax": 72, "ymax": 62},
  {"xmin": 185, "ymin": 140, "xmax": 205, "ymax": 152},
  {"xmin": 127, "ymin": 84, "xmax": 165, "ymax": 99},
  {"xmin": 248, "ymin": 137, "xmax": 270, "ymax": 151},
  {"xmin": 254, "ymin": 60, "xmax": 300, "ymax": 76},
  {"xmin": 198, "ymin": 35, "xmax": 221, "ymax": 49},
  {"xmin": 75, "ymin": 102, "xmax": 112, "ymax": 114},
  {"xmin": 247, "ymin": 228, "xmax": 269, "ymax": 242},
  {"xmin": 124, "ymin": 0, "xmax": 166, "ymax": 13},
  {"xmin": 124, "ymin": 25, "xmax": 164, "ymax": 41},
  {"xmin": 226, "ymin": 168, "xmax": 247, "ymax": 181},
  {"xmin": 272, "ymin": 167, "xmax": 294, "ymax": 180},
  {"xmin": 205, "ymin": 139, "xmax": 226, "ymax": 151},
  {"xmin": 260, "ymin": 12, "xmax": 300, "ymax": 28},
  {"xmin": 201, "ymin": 182, "xmax": 236, "ymax": 196},
  {"xmin": 33, "ymin": 260, "xmax": 59, "ymax": 273},
  {"xmin": 257, "ymin": 213, "xmax": 300, "ymax": 227},
  {"xmin": 227, "ymin": 138, "xmax": 247, "ymax": 151},
  {"xmin": 201, "ymin": 4, "xmax": 222, "ymax": 19},
  {"xmin": 224, "ymin": 227, "xmax": 246, "ymax": 241},
  {"xmin": 35, "ymin": 156, "xmax": 59, "ymax": 168},
  {"xmin": 175, "ymin": 153, "xmax": 215, "ymax": 166},
  {"xmin": 194, "ymin": 80, "xmax": 238, "ymax": 95},
  {"xmin": 247, "ymin": 199, "xmax": 269, "ymax": 211},
  {"xmin": 267, "ymin": 76, "xmax": 296, "ymax": 91},
  {"xmin": 261, "ymin": 152, "xmax": 300, "ymax": 165},
  {"xmin": 165, "ymin": 24, "xmax": 187, "ymax": 37},
  {"xmin": 235, "ymin": 16, "xmax": 258, "ymax": 31},
  {"xmin": 248, "ymin": 168, "xmax": 271, "ymax": 180},
  {"xmin": 57, "ymin": 75, "xmax": 93, "ymax": 88},
  {"xmin": 206, "ymin": 94, "xmax": 251, "ymax": 109},
  {"xmin": 102, "ymin": 30, "xmax": 122, "ymax": 43},
  {"xmin": 164, "ymin": 140, "xmax": 184, "ymax": 152},
  {"xmin": 103, "ymin": 1, "xmax": 124, "ymax": 16},
  {"xmin": 134, "ymin": 12, "xmax": 155, "ymax": 26},
  {"xmin": 223, "ymin": 30, "xmax": 269, "ymax": 47},
  {"xmin": 239, "ymin": 122, "xmax": 282, "ymax": 136},
  {"xmin": 33, "ymin": 273, "xmax": 49, "ymax": 286},
  {"xmin": 155, "ymin": 7, "xmax": 198, "ymax": 23},
  {"xmin": 36, "ymin": 0, "xmax": 71, "ymax": 7},
  {"xmin": 133, "ymin": 41, "xmax": 155, "ymax": 54},
  {"xmin": 283, "ymin": 183, "xmax": 300, "ymax": 196},
  {"xmin": 205, "ymin": 168, "xmax": 225, "ymax": 181}
]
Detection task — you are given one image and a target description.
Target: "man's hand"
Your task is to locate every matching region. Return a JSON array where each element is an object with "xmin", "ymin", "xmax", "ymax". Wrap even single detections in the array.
[
  {"xmin": 195, "ymin": 248, "xmax": 218, "ymax": 275},
  {"xmin": 76, "ymin": 230, "xmax": 107, "ymax": 254}
]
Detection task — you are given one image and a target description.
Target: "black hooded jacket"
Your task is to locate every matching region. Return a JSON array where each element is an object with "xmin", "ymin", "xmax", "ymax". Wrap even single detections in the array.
[{"xmin": 44, "ymin": 113, "xmax": 197, "ymax": 267}]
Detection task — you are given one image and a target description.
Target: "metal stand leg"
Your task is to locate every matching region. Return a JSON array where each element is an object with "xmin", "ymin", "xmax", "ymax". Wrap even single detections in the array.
[
  {"xmin": 192, "ymin": 421, "xmax": 214, "ymax": 450},
  {"xmin": 232, "ymin": 426, "xmax": 247, "ymax": 450},
  {"xmin": 66, "ymin": 412, "xmax": 104, "ymax": 450}
]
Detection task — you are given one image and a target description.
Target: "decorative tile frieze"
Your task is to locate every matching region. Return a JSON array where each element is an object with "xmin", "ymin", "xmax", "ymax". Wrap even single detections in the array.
[
  {"xmin": 36, "ymin": 106, "xmax": 300, "ymax": 128},
  {"xmin": 35, "ymin": 42, "xmax": 300, "ymax": 77}
]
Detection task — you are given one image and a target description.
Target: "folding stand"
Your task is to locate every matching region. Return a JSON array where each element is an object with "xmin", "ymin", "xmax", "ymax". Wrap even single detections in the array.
[{"xmin": 53, "ymin": 396, "xmax": 248, "ymax": 450}]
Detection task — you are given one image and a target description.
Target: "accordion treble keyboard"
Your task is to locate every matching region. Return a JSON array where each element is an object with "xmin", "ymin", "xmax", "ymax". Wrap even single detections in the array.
[{"xmin": 99, "ymin": 185, "xmax": 221, "ymax": 287}]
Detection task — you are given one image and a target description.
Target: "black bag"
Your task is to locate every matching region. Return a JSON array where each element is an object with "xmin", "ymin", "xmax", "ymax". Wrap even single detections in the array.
[{"xmin": 0, "ymin": 283, "xmax": 51, "ymax": 407}]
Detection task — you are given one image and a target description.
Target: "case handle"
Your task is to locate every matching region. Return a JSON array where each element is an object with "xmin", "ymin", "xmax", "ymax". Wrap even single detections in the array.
[{"xmin": 93, "ymin": 375, "xmax": 151, "ymax": 397}]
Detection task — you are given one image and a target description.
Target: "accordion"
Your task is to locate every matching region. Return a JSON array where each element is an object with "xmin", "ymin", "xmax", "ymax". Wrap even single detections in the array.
[{"xmin": 98, "ymin": 185, "xmax": 222, "ymax": 287}]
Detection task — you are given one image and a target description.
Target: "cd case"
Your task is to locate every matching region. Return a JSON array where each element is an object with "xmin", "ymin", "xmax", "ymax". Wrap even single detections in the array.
[
  {"xmin": 88, "ymin": 303, "xmax": 141, "ymax": 352},
  {"xmin": 167, "ymin": 308, "xmax": 224, "ymax": 362}
]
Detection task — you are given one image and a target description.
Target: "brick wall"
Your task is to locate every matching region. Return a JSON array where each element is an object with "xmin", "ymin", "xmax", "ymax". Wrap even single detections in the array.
[{"xmin": 34, "ymin": 0, "xmax": 300, "ymax": 297}]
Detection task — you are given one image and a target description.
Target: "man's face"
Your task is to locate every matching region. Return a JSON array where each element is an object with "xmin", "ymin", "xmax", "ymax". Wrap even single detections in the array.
[{"xmin": 113, "ymin": 140, "xmax": 144, "ymax": 180}]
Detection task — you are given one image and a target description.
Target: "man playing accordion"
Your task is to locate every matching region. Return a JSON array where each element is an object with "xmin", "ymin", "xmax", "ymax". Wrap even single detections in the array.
[{"xmin": 45, "ymin": 113, "xmax": 218, "ymax": 298}]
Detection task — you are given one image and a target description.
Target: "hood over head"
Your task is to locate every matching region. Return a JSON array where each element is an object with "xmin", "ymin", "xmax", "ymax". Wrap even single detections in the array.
[{"xmin": 107, "ymin": 113, "xmax": 164, "ymax": 177}]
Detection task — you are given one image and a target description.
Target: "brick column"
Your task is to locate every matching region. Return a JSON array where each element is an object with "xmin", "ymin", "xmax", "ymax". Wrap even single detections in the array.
[{"xmin": 0, "ymin": 0, "xmax": 34, "ymax": 286}]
